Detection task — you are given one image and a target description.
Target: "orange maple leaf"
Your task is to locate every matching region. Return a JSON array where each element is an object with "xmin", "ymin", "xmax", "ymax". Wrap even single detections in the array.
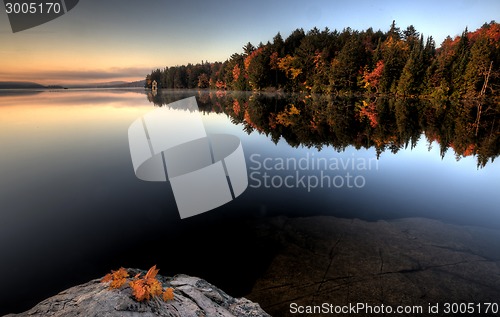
[
  {"xmin": 129, "ymin": 265, "xmax": 164, "ymax": 301},
  {"xmin": 101, "ymin": 267, "xmax": 129, "ymax": 289},
  {"xmin": 163, "ymin": 287, "xmax": 174, "ymax": 301},
  {"xmin": 145, "ymin": 265, "xmax": 160, "ymax": 280},
  {"xmin": 101, "ymin": 273, "xmax": 112, "ymax": 283},
  {"xmin": 129, "ymin": 279, "xmax": 147, "ymax": 301}
]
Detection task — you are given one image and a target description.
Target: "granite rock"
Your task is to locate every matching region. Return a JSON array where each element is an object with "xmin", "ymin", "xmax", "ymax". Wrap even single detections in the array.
[{"xmin": 4, "ymin": 272, "xmax": 270, "ymax": 317}]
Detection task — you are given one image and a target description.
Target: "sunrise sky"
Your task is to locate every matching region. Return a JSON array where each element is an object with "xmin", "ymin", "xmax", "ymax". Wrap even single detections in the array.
[{"xmin": 0, "ymin": 0, "xmax": 499, "ymax": 85}]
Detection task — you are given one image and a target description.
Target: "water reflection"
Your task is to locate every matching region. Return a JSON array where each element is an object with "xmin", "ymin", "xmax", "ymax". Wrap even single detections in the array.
[
  {"xmin": 149, "ymin": 91, "xmax": 500, "ymax": 168},
  {"xmin": 0, "ymin": 89, "xmax": 499, "ymax": 315}
]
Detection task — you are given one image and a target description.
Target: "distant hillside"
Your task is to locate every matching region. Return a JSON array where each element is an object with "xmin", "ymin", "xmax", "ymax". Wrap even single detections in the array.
[
  {"xmin": 64, "ymin": 81, "xmax": 127, "ymax": 88},
  {"xmin": 0, "ymin": 81, "xmax": 46, "ymax": 89},
  {"xmin": 0, "ymin": 80, "xmax": 145, "ymax": 89},
  {"xmin": 65, "ymin": 80, "xmax": 145, "ymax": 88},
  {"xmin": 116, "ymin": 79, "xmax": 146, "ymax": 87}
]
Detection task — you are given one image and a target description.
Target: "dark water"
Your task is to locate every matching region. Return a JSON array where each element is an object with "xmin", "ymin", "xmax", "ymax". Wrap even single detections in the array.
[{"xmin": 0, "ymin": 89, "xmax": 499, "ymax": 314}]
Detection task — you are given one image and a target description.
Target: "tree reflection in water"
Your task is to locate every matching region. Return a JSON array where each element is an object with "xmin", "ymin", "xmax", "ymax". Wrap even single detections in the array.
[{"xmin": 147, "ymin": 91, "xmax": 500, "ymax": 168}]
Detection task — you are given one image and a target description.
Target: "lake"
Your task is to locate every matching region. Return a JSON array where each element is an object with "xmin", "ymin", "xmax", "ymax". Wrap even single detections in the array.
[{"xmin": 0, "ymin": 89, "xmax": 499, "ymax": 315}]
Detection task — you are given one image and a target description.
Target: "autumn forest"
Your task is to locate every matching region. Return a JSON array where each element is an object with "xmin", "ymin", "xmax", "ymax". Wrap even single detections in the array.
[{"xmin": 145, "ymin": 21, "xmax": 500, "ymax": 99}]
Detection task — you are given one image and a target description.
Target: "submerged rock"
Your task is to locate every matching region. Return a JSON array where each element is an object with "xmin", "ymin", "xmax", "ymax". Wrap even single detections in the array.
[
  {"xmin": 4, "ymin": 272, "xmax": 270, "ymax": 317},
  {"xmin": 247, "ymin": 216, "xmax": 500, "ymax": 316}
]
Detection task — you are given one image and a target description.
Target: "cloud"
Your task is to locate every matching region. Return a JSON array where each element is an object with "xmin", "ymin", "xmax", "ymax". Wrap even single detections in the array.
[{"xmin": 0, "ymin": 67, "xmax": 151, "ymax": 84}]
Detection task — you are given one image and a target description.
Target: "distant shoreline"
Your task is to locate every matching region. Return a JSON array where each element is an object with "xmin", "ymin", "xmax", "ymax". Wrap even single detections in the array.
[{"xmin": 0, "ymin": 80, "xmax": 146, "ymax": 90}]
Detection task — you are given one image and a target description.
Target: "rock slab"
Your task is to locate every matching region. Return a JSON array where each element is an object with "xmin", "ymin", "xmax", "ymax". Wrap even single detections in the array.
[
  {"xmin": 4, "ymin": 272, "xmax": 270, "ymax": 317},
  {"xmin": 246, "ymin": 216, "xmax": 500, "ymax": 317}
]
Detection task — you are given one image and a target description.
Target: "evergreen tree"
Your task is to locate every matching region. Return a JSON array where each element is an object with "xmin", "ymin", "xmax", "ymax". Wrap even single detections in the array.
[
  {"xmin": 284, "ymin": 28, "xmax": 305, "ymax": 55},
  {"xmin": 380, "ymin": 21, "xmax": 408, "ymax": 93},
  {"xmin": 294, "ymin": 27, "xmax": 330, "ymax": 89},
  {"xmin": 424, "ymin": 36, "xmax": 436, "ymax": 62},
  {"xmin": 161, "ymin": 67, "xmax": 168, "ymax": 88},
  {"xmin": 243, "ymin": 42, "xmax": 255, "ymax": 56},
  {"xmin": 464, "ymin": 36, "xmax": 491, "ymax": 97},
  {"xmin": 272, "ymin": 32, "xmax": 285, "ymax": 56},
  {"xmin": 173, "ymin": 66, "xmax": 187, "ymax": 88},
  {"xmin": 387, "ymin": 20, "xmax": 401, "ymax": 41},
  {"xmin": 330, "ymin": 34, "xmax": 366, "ymax": 92},
  {"xmin": 246, "ymin": 48, "xmax": 271, "ymax": 90},
  {"xmin": 165, "ymin": 67, "xmax": 175, "ymax": 88},
  {"xmin": 450, "ymin": 28, "xmax": 471, "ymax": 96},
  {"xmin": 373, "ymin": 37, "xmax": 383, "ymax": 63},
  {"xmin": 397, "ymin": 35, "xmax": 424, "ymax": 96},
  {"xmin": 403, "ymin": 25, "xmax": 419, "ymax": 51},
  {"xmin": 425, "ymin": 36, "xmax": 456, "ymax": 97}
]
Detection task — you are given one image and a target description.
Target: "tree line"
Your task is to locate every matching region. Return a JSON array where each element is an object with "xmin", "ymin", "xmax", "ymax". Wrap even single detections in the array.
[{"xmin": 145, "ymin": 21, "xmax": 500, "ymax": 99}]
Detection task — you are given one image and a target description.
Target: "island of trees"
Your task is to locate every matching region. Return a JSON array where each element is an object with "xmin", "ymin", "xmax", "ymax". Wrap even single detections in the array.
[{"xmin": 145, "ymin": 21, "xmax": 499, "ymax": 99}]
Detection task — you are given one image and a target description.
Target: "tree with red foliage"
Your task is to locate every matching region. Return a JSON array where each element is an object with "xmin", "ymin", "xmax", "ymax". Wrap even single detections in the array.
[{"xmin": 363, "ymin": 60, "xmax": 384, "ymax": 93}]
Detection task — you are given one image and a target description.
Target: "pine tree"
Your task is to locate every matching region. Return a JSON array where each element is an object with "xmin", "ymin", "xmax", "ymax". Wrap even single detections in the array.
[
  {"xmin": 284, "ymin": 28, "xmax": 305, "ymax": 55},
  {"xmin": 403, "ymin": 25, "xmax": 419, "ymax": 51},
  {"xmin": 272, "ymin": 32, "xmax": 284, "ymax": 55},
  {"xmin": 464, "ymin": 36, "xmax": 491, "ymax": 97},
  {"xmin": 330, "ymin": 35, "xmax": 365, "ymax": 92},
  {"xmin": 243, "ymin": 42, "xmax": 255, "ymax": 56},
  {"xmin": 450, "ymin": 28, "xmax": 471, "ymax": 96},
  {"xmin": 397, "ymin": 35, "xmax": 425, "ymax": 96},
  {"xmin": 379, "ymin": 21, "xmax": 408, "ymax": 93},
  {"xmin": 388, "ymin": 20, "xmax": 401, "ymax": 41}
]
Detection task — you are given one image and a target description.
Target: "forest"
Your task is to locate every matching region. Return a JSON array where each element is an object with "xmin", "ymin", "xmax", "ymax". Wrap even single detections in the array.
[{"xmin": 145, "ymin": 21, "xmax": 500, "ymax": 99}]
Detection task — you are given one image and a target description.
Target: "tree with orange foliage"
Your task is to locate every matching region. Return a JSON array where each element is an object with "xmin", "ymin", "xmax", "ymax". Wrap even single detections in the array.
[{"xmin": 244, "ymin": 47, "xmax": 271, "ymax": 90}]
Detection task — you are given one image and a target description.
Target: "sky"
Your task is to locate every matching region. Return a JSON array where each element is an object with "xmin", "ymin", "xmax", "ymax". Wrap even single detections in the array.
[{"xmin": 0, "ymin": 0, "xmax": 499, "ymax": 85}]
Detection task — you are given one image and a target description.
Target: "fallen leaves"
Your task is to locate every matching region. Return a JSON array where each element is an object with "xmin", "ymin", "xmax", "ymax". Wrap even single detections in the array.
[
  {"xmin": 101, "ymin": 267, "xmax": 129, "ymax": 289},
  {"xmin": 101, "ymin": 265, "xmax": 175, "ymax": 303},
  {"xmin": 162, "ymin": 287, "xmax": 175, "ymax": 301},
  {"xmin": 129, "ymin": 265, "xmax": 164, "ymax": 302}
]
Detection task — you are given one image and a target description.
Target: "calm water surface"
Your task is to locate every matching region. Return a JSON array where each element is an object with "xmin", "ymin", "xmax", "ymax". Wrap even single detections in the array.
[{"xmin": 0, "ymin": 89, "xmax": 499, "ymax": 314}]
